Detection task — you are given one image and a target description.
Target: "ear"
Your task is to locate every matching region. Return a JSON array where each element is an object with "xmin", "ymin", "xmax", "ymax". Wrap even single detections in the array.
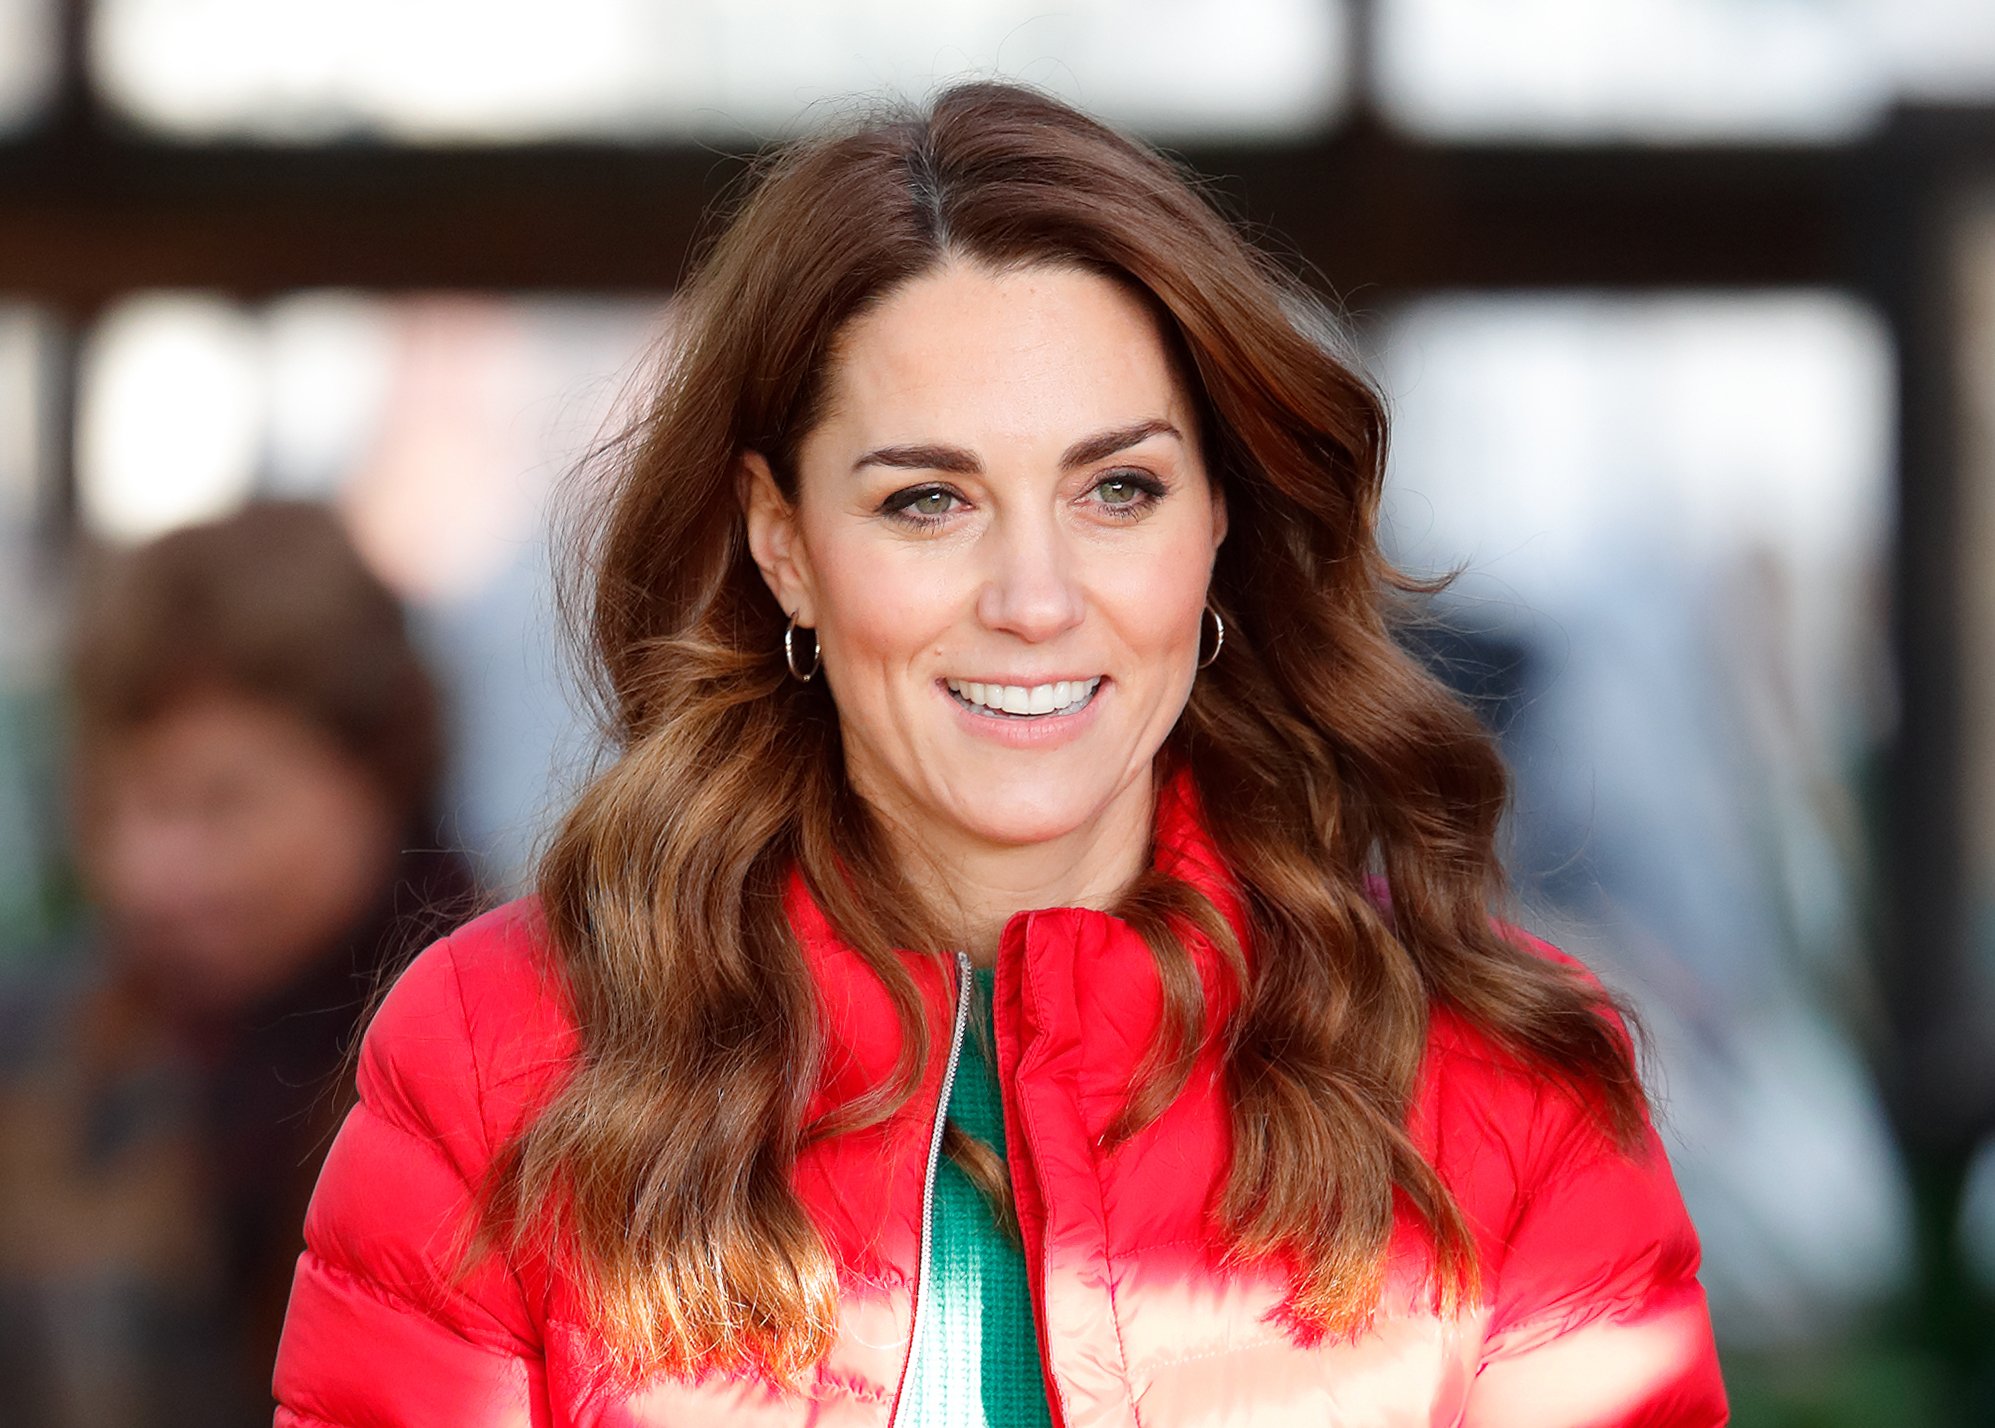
[
  {"xmin": 1209, "ymin": 479, "xmax": 1229, "ymax": 551},
  {"xmin": 738, "ymin": 450, "xmax": 817, "ymax": 625}
]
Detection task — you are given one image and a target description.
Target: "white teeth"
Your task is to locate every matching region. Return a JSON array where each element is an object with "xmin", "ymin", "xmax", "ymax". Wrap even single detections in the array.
[{"xmin": 944, "ymin": 676, "xmax": 1103, "ymax": 718}]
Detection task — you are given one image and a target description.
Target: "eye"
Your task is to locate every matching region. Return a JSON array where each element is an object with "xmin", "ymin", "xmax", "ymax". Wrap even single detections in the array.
[
  {"xmin": 879, "ymin": 484, "xmax": 964, "ymax": 528},
  {"xmin": 1088, "ymin": 469, "xmax": 1168, "ymax": 518}
]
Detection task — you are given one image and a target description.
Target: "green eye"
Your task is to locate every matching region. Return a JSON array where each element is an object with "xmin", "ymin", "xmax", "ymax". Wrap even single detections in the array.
[
  {"xmin": 1085, "ymin": 471, "xmax": 1165, "ymax": 520},
  {"xmin": 883, "ymin": 486, "xmax": 961, "ymax": 523}
]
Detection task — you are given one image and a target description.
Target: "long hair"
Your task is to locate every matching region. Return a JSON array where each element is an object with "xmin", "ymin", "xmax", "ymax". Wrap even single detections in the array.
[{"xmin": 481, "ymin": 80, "xmax": 1644, "ymax": 1382}]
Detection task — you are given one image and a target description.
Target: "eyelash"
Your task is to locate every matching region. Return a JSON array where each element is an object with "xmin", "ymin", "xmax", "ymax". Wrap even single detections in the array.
[{"xmin": 879, "ymin": 470, "xmax": 1169, "ymax": 529}]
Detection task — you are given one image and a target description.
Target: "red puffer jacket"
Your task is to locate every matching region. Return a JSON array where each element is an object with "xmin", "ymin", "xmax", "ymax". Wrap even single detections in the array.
[{"xmin": 273, "ymin": 775, "xmax": 1726, "ymax": 1426}]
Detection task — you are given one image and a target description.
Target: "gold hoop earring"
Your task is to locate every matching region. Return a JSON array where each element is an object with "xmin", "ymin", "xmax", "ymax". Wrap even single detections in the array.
[
  {"xmin": 784, "ymin": 612, "xmax": 820, "ymax": 682},
  {"xmin": 1197, "ymin": 605, "xmax": 1224, "ymax": 670}
]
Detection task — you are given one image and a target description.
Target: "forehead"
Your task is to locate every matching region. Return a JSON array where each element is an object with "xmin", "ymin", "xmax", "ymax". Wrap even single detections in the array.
[
  {"xmin": 95, "ymin": 689, "xmax": 317, "ymax": 771},
  {"xmin": 812, "ymin": 260, "xmax": 1193, "ymax": 455}
]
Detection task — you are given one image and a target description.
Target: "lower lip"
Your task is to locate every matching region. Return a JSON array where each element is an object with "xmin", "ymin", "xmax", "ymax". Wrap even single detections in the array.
[{"xmin": 939, "ymin": 680, "xmax": 1107, "ymax": 748}]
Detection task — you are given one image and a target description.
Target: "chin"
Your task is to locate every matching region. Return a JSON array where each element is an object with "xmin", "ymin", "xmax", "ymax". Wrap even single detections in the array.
[{"xmin": 944, "ymin": 779, "xmax": 1121, "ymax": 848}]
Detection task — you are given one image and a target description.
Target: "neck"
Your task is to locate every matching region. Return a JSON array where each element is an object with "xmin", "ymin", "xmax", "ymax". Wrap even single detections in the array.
[{"xmin": 875, "ymin": 772, "xmax": 1156, "ymax": 968}]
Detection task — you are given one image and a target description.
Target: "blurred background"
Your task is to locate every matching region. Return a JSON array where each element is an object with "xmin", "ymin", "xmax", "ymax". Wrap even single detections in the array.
[{"xmin": 1, "ymin": 0, "xmax": 1993, "ymax": 1423}]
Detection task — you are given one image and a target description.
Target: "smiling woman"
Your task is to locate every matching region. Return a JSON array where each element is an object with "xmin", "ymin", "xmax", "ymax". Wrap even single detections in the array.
[{"xmin": 272, "ymin": 81, "xmax": 1726, "ymax": 1427}]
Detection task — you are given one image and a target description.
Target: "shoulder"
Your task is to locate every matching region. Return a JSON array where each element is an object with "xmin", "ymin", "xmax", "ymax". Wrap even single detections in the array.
[
  {"xmin": 360, "ymin": 895, "xmax": 578, "ymax": 1156},
  {"xmin": 1412, "ymin": 924, "xmax": 1703, "ymax": 1308},
  {"xmin": 0, "ymin": 963, "xmax": 81, "ymax": 1076},
  {"xmin": 1420, "ymin": 916, "xmax": 1628, "ymax": 1089},
  {"xmin": 1412, "ymin": 921, "xmax": 1649, "ymax": 1215},
  {"xmin": 280, "ymin": 901, "xmax": 560, "ymax": 1409}
]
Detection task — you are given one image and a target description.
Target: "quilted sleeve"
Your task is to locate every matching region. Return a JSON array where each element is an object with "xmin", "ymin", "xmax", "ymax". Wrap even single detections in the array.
[
  {"xmin": 272, "ymin": 935, "xmax": 551, "ymax": 1427},
  {"xmin": 1460, "ymin": 1076, "xmax": 1727, "ymax": 1428}
]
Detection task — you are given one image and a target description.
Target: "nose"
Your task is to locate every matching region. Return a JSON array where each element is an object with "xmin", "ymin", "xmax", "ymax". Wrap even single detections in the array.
[{"xmin": 974, "ymin": 507, "xmax": 1085, "ymax": 642}]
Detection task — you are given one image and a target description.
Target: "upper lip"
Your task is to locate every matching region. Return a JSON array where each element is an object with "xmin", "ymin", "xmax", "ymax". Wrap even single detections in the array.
[{"xmin": 942, "ymin": 674, "xmax": 1105, "ymax": 685}]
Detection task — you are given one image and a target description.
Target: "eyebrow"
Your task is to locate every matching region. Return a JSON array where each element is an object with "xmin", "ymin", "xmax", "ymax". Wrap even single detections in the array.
[{"xmin": 851, "ymin": 418, "xmax": 1182, "ymax": 477}]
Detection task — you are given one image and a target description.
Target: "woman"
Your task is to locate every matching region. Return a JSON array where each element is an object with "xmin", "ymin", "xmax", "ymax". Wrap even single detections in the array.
[{"xmin": 273, "ymin": 83, "xmax": 1725, "ymax": 1426}]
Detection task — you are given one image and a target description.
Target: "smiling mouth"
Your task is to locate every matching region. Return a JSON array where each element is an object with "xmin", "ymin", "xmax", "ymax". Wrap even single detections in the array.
[{"xmin": 944, "ymin": 676, "xmax": 1103, "ymax": 719}]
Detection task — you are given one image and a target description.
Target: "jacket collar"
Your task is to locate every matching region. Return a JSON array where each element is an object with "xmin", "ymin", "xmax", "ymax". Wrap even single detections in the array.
[{"xmin": 1149, "ymin": 762, "xmax": 1250, "ymax": 943}]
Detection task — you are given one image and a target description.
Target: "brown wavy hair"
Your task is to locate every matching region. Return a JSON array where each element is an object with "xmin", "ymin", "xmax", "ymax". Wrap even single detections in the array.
[{"xmin": 482, "ymin": 80, "xmax": 1645, "ymax": 1383}]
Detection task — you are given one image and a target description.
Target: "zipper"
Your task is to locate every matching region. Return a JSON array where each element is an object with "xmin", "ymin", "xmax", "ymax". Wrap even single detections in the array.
[{"xmin": 886, "ymin": 948, "xmax": 975, "ymax": 1428}]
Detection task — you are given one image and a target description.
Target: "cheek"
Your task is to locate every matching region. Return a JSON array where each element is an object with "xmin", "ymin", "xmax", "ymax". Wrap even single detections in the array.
[
  {"xmin": 94, "ymin": 810, "xmax": 221, "ymax": 908},
  {"xmin": 258, "ymin": 771, "xmax": 385, "ymax": 888},
  {"xmin": 812, "ymin": 542, "xmax": 963, "ymax": 672},
  {"xmin": 1098, "ymin": 534, "xmax": 1214, "ymax": 656},
  {"xmin": 237, "ymin": 797, "xmax": 330, "ymax": 888}
]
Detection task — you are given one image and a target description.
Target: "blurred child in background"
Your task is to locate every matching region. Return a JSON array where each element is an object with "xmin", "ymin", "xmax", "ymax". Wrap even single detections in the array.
[{"xmin": 0, "ymin": 501, "xmax": 477, "ymax": 1427}]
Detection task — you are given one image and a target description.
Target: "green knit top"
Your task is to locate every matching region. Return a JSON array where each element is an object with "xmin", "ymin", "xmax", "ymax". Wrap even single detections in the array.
[{"xmin": 895, "ymin": 967, "xmax": 1055, "ymax": 1427}]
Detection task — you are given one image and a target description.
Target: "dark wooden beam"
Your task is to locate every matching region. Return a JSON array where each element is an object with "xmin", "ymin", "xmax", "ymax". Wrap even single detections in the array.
[{"xmin": 0, "ymin": 120, "xmax": 1853, "ymax": 308}]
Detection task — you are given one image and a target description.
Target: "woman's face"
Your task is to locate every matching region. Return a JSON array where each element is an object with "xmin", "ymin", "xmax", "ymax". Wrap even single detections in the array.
[{"xmin": 743, "ymin": 259, "xmax": 1226, "ymax": 856}]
